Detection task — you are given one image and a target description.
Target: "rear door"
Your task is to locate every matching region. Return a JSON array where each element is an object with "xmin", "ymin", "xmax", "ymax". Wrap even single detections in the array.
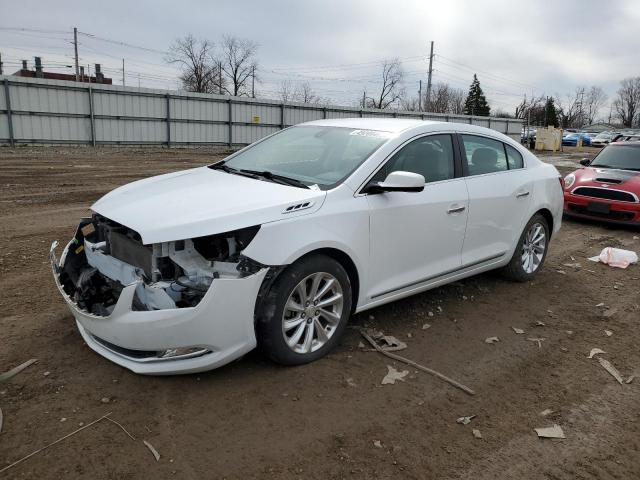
[
  {"xmin": 459, "ymin": 134, "xmax": 532, "ymax": 265},
  {"xmin": 365, "ymin": 133, "xmax": 469, "ymax": 300}
]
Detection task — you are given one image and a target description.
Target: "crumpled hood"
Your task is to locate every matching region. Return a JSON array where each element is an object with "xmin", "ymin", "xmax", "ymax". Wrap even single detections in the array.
[{"xmin": 92, "ymin": 167, "xmax": 326, "ymax": 244}]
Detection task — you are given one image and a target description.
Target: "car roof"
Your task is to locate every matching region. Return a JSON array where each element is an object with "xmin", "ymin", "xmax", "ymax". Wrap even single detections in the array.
[
  {"xmin": 300, "ymin": 118, "xmax": 515, "ymax": 140},
  {"xmin": 302, "ymin": 117, "xmax": 435, "ymax": 133}
]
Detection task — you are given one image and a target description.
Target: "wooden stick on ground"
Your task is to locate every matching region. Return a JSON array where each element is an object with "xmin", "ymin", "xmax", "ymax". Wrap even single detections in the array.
[
  {"xmin": 360, "ymin": 330, "xmax": 476, "ymax": 396},
  {"xmin": 0, "ymin": 412, "xmax": 112, "ymax": 474}
]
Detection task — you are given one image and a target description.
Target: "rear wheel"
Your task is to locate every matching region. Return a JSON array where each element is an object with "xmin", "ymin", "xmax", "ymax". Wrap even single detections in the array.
[
  {"xmin": 502, "ymin": 213, "xmax": 550, "ymax": 282},
  {"xmin": 257, "ymin": 254, "xmax": 352, "ymax": 365}
]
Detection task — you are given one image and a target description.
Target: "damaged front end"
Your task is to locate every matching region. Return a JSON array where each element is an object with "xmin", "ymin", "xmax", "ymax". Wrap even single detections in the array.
[{"xmin": 51, "ymin": 215, "xmax": 264, "ymax": 316}]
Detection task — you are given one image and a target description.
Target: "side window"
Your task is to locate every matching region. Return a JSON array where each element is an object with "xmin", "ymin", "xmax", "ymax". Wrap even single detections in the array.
[
  {"xmin": 505, "ymin": 144, "xmax": 524, "ymax": 169},
  {"xmin": 462, "ymin": 135, "xmax": 508, "ymax": 175},
  {"xmin": 372, "ymin": 134, "xmax": 455, "ymax": 184}
]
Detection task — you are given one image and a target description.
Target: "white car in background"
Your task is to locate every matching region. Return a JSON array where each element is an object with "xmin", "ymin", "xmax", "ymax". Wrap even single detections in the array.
[{"xmin": 51, "ymin": 118, "xmax": 563, "ymax": 375}]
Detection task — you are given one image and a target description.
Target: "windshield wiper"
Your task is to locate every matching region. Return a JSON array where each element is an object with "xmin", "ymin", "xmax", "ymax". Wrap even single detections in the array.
[
  {"xmin": 239, "ymin": 169, "xmax": 310, "ymax": 189},
  {"xmin": 209, "ymin": 162, "xmax": 260, "ymax": 179}
]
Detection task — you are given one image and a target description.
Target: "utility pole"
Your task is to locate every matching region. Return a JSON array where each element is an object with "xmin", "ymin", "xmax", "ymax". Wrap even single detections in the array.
[
  {"xmin": 73, "ymin": 27, "xmax": 79, "ymax": 82},
  {"xmin": 362, "ymin": 90, "xmax": 366, "ymax": 109},
  {"xmin": 122, "ymin": 58, "xmax": 125, "ymax": 86},
  {"xmin": 543, "ymin": 95, "xmax": 548, "ymax": 127},
  {"xmin": 218, "ymin": 61, "xmax": 222, "ymax": 94},
  {"xmin": 418, "ymin": 80, "xmax": 422, "ymax": 111},
  {"xmin": 251, "ymin": 65, "xmax": 256, "ymax": 98},
  {"xmin": 425, "ymin": 41, "xmax": 434, "ymax": 112}
]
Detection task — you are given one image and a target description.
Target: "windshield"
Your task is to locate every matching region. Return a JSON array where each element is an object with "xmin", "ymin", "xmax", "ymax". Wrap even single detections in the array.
[
  {"xmin": 219, "ymin": 126, "xmax": 391, "ymax": 189},
  {"xmin": 591, "ymin": 145, "xmax": 640, "ymax": 171}
]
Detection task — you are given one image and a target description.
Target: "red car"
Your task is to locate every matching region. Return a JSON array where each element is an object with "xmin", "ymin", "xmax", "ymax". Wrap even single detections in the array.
[{"xmin": 563, "ymin": 142, "xmax": 640, "ymax": 226}]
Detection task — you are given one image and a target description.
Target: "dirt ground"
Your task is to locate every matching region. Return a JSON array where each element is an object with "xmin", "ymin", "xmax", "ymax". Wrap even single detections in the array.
[{"xmin": 1, "ymin": 146, "xmax": 639, "ymax": 479}]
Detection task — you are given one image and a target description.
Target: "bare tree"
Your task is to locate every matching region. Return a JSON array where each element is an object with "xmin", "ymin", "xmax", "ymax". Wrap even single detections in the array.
[
  {"xmin": 584, "ymin": 86, "xmax": 607, "ymax": 125},
  {"xmin": 219, "ymin": 35, "xmax": 258, "ymax": 97},
  {"xmin": 278, "ymin": 79, "xmax": 296, "ymax": 102},
  {"xmin": 555, "ymin": 88, "xmax": 586, "ymax": 128},
  {"xmin": 166, "ymin": 34, "xmax": 218, "ymax": 93},
  {"xmin": 296, "ymin": 81, "xmax": 320, "ymax": 104},
  {"xmin": 613, "ymin": 77, "xmax": 640, "ymax": 128},
  {"xmin": 367, "ymin": 58, "xmax": 404, "ymax": 109},
  {"xmin": 278, "ymin": 80, "xmax": 320, "ymax": 104}
]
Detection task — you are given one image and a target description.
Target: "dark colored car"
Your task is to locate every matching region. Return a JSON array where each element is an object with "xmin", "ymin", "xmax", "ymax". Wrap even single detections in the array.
[
  {"xmin": 563, "ymin": 143, "xmax": 640, "ymax": 226},
  {"xmin": 562, "ymin": 133, "xmax": 591, "ymax": 147}
]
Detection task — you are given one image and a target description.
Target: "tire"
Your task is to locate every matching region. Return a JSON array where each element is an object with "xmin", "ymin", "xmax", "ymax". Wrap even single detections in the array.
[
  {"xmin": 501, "ymin": 213, "xmax": 550, "ymax": 282},
  {"xmin": 256, "ymin": 254, "xmax": 352, "ymax": 366}
]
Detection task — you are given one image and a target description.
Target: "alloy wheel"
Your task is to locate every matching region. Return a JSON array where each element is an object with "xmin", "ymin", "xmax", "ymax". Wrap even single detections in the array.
[
  {"xmin": 282, "ymin": 272, "xmax": 344, "ymax": 354},
  {"xmin": 521, "ymin": 222, "xmax": 547, "ymax": 274}
]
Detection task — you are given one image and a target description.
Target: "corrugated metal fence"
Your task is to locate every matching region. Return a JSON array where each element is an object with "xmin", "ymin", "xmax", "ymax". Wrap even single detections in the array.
[{"xmin": 0, "ymin": 75, "xmax": 522, "ymax": 147}]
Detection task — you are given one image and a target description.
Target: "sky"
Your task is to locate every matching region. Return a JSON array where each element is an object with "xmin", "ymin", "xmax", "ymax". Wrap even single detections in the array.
[{"xmin": 1, "ymin": 0, "xmax": 639, "ymax": 118}]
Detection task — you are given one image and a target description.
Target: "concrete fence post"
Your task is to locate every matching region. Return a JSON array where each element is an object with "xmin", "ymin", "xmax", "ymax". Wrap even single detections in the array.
[
  {"xmin": 88, "ymin": 85, "xmax": 96, "ymax": 147},
  {"xmin": 228, "ymin": 98, "xmax": 233, "ymax": 148},
  {"xmin": 166, "ymin": 94, "xmax": 171, "ymax": 147},
  {"xmin": 280, "ymin": 103, "xmax": 285, "ymax": 129},
  {"xmin": 3, "ymin": 79, "xmax": 14, "ymax": 146}
]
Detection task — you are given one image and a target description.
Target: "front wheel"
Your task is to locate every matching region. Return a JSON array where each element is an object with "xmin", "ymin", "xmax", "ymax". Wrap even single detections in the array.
[
  {"xmin": 256, "ymin": 254, "xmax": 352, "ymax": 365},
  {"xmin": 502, "ymin": 214, "xmax": 550, "ymax": 282}
]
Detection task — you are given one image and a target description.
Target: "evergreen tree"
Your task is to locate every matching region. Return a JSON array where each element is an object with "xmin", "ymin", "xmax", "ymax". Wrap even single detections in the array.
[
  {"xmin": 543, "ymin": 97, "xmax": 559, "ymax": 127},
  {"xmin": 463, "ymin": 74, "xmax": 490, "ymax": 116}
]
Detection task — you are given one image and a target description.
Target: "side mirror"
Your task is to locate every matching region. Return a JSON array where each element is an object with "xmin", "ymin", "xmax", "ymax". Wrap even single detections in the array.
[
  {"xmin": 579, "ymin": 158, "xmax": 591, "ymax": 166},
  {"xmin": 365, "ymin": 171, "xmax": 425, "ymax": 194}
]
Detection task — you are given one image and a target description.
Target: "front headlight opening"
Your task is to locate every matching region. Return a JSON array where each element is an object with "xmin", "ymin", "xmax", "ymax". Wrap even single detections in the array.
[{"xmin": 564, "ymin": 173, "xmax": 575, "ymax": 189}]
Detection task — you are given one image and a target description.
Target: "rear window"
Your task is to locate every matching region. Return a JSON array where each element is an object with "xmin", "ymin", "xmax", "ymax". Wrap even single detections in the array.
[{"xmin": 505, "ymin": 144, "xmax": 524, "ymax": 169}]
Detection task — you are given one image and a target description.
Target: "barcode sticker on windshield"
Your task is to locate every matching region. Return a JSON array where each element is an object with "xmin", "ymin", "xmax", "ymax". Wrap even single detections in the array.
[{"xmin": 349, "ymin": 130, "xmax": 392, "ymax": 138}]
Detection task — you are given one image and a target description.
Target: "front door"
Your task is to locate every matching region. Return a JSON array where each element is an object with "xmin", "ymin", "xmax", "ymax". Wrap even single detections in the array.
[{"xmin": 365, "ymin": 134, "xmax": 469, "ymax": 300}]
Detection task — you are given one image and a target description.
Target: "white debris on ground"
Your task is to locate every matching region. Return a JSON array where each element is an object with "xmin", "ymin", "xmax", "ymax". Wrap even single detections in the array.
[
  {"xmin": 422, "ymin": 323, "xmax": 431, "ymax": 330},
  {"xmin": 535, "ymin": 424, "xmax": 566, "ymax": 439},
  {"xmin": 485, "ymin": 337, "xmax": 500, "ymax": 344},
  {"xmin": 456, "ymin": 415, "xmax": 476, "ymax": 425},
  {"xmin": 604, "ymin": 330, "xmax": 613, "ymax": 337},
  {"xmin": 540, "ymin": 409, "xmax": 554, "ymax": 417},
  {"xmin": 472, "ymin": 429, "xmax": 482, "ymax": 439},
  {"xmin": 381, "ymin": 365, "xmax": 409, "ymax": 385},
  {"xmin": 588, "ymin": 348, "xmax": 606, "ymax": 359},
  {"xmin": 527, "ymin": 337, "xmax": 545, "ymax": 349},
  {"xmin": 373, "ymin": 440, "xmax": 382, "ymax": 448},
  {"xmin": 588, "ymin": 247, "xmax": 638, "ymax": 268},
  {"xmin": 512, "ymin": 327, "xmax": 525, "ymax": 334},
  {"xmin": 597, "ymin": 357, "xmax": 624, "ymax": 384}
]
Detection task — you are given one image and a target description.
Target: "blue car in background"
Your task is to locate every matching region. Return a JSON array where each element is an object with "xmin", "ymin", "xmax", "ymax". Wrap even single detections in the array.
[{"xmin": 562, "ymin": 132, "xmax": 591, "ymax": 147}]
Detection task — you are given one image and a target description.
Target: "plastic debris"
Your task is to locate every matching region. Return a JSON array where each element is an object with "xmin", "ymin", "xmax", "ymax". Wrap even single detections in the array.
[
  {"xmin": 604, "ymin": 330, "xmax": 613, "ymax": 337},
  {"xmin": 485, "ymin": 337, "xmax": 500, "ymax": 344},
  {"xmin": 536, "ymin": 321, "xmax": 546, "ymax": 327},
  {"xmin": 381, "ymin": 365, "xmax": 408, "ymax": 385},
  {"xmin": 0, "ymin": 359, "xmax": 38, "ymax": 383},
  {"xmin": 422, "ymin": 323, "xmax": 431, "ymax": 330},
  {"xmin": 596, "ymin": 302, "xmax": 605, "ymax": 308},
  {"xmin": 373, "ymin": 440, "xmax": 382, "ymax": 448},
  {"xmin": 556, "ymin": 270, "xmax": 567, "ymax": 275},
  {"xmin": 625, "ymin": 376, "xmax": 635, "ymax": 384},
  {"xmin": 527, "ymin": 337, "xmax": 545, "ymax": 349},
  {"xmin": 456, "ymin": 415, "xmax": 476, "ymax": 425},
  {"xmin": 540, "ymin": 409, "xmax": 554, "ymax": 417},
  {"xmin": 588, "ymin": 348, "xmax": 606, "ymax": 359},
  {"xmin": 597, "ymin": 357, "xmax": 624, "ymax": 384},
  {"xmin": 588, "ymin": 247, "xmax": 638, "ymax": 268},
  {"xmin": 535, "ymin": 424, "xmax": 565, "ymax": 439},
  {"xmin": 472, "ymin": 429, "xmax": 482, "ymax": 439},
  {"xmin": 143, "ymin": 440, "xmax": 160, "ymax": 461},
  {"xmin": 367, "ymin": 331, "xmax": 407, "ymax": 352},
  {"xmin": 346, "ymin": 377, "xmax": 357, "ymax": 388},
  {"xmin": 512, "ymin": 327, "xmax": 525, "ymax": 334}
]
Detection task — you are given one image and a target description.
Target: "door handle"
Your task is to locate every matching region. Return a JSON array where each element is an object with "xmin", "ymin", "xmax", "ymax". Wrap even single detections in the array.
[
  {"xmin": 516, "ymin": 191, "xmax": 530, "ymax": 198},
  {"xmin": 447, "ymin": 205, "xmax": 466, "ymax": 214}
]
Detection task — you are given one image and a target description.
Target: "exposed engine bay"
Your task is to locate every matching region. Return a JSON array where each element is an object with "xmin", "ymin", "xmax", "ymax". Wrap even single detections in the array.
[{"xmin": 56, "ymin": 215, "xmax": 263, "ymax": 316}]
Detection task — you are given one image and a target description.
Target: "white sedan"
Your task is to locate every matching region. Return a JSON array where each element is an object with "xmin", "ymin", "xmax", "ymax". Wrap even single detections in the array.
[{"xmin": 50, "ymin": 118, "xmax": 563, "ymax": 374}]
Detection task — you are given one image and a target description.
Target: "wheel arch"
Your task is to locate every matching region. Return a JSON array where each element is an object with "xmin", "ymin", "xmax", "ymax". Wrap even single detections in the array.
[{"xmin": 535, "ymin": 207, "xmax": 554, "ymax": 237}]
